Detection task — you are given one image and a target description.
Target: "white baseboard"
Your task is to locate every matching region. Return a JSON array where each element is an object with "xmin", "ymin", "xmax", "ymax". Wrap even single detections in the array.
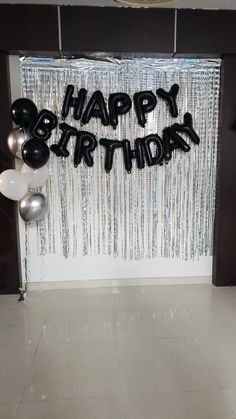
[{"xmin": 27, "ymin": 276, "xmax": 212, "ymax": 290}]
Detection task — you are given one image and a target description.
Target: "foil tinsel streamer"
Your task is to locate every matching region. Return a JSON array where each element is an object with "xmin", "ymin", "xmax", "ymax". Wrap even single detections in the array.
[{"xmin": 20, "ymin": 58, "xmax": 221, "ymax": 261}]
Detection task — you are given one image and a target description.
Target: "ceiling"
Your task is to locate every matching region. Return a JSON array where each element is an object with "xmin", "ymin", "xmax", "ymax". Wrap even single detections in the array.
[{"xmin": 0, "ymin": 0, "xmax": 236, "ymax": 8}]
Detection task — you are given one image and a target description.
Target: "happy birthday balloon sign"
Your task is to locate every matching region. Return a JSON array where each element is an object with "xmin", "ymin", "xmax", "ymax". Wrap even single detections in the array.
[{"xmin": 9, "ymin": 83, "xmax": 200, "ymax": 175}]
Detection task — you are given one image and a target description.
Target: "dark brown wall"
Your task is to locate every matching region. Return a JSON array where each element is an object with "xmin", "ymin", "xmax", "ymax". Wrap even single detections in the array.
[
  {"xmin": 176, "ymin": 10, "xmax": 236, "ymax": 56},
  {"xmin": 0, "ymin": 5, "xmax": 59, "ymax": 54},
  {"xmin": 1, "ymin": 5, "xmax": 236, "ymax": 58},
  {"xmin": 0, "ymin": 54, "xmax": 21, "ymax": 294},
  {"xmin": 60, "ymin": 7, "xmax": 175, "ymax": 55},
  {"xmin": 213, "ymin": 56, "xmax": 236, "ymax": 286}
]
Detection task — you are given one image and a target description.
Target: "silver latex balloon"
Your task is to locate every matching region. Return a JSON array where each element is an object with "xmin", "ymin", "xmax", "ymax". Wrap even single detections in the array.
[
  {"xmin": 7, "ymin": 127, "xmax": 29, "ymax": 159},
  {"xmin": 19, "ymin": 192, "xmax": 47, "ymax": 222}
]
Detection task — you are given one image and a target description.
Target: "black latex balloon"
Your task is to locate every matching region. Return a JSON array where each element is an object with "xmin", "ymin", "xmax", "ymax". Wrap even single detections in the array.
[
  {"xmin": 61, "ymin": 85, "xmax": 87, "ymax": 120},
  {"xmin": 82, "ymin": 91, "xmax": 109, "ymax": 126},
  {"xmin": 22, "ymin": 139, "xmax": 50, "ymax": 169},
  {"xmin": 172, "ymin": 113, "xmax": 200, "ymax": 144},
  {"xmin": 11, "ymin": 98, "xmax": 38, "ymax": 129},
  {"xmin": 99, "ymin": 138, "xmax": 123, "ymax": 173},
  {"xmin": 142, "ymin": 134, "xmax": 163, "ymax": 166},
  {"xmin": 109, "ymin": 93, "xmax": 132, "ymax": 129},
  {"xmin": 134, "ymin": 91, "xmax": 157, "ymax": 128},
  {"xmin": 32, "ymin": 109, "xmax": 57, "ymax": 141},
  {"xmin": 156, "ymin": 84, "xmax": 179, "ymax": 118},
  {"xmin": 74, "ymin": 131, "xmax": 98, "ymax": 168}
]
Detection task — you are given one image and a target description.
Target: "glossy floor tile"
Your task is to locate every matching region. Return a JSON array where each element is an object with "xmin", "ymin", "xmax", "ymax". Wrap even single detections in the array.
[
  {"xmin": 140, "ymin": 307, "xmax": 189, "ymax": 339},
  {"xmin": 179, "ymin": 300, "xmax": 236, "ymax": 337},
  {"xmin": 194, "ymin": 334, "xmax": 236, "ymax": 389},
  {"xmin": 0, "ymin": 291, "xmax": 53, "ymax": 346},
  {"xmin": 41, "ymin": 308, "xmax": 115, "ymax": 344},
  {"xmin": 116, "ymin": 337, "xmax": 216, "ymax": 394},
  {"xmin": 0, "ymin": 306, "xmax": 46, "ymax": 346},
  {"xmin": 16, "ymin": 397, "xmax": 124, "ymax": 419},
  {"xmin": 121, "ymin": 389, "xmax": 235, "ymax": 419},
  {"xmin": 0, "ymin": 284, "xmax": 236, "ymax": 419},
  {"xmin": 0, "ymin": 344, "xmax": 36, "ymax": 403},
  {"xmin": 114, "ymin": 309, "xmax": 141, "ymax": 341},
  {"xmin": 0, "ymin": 403, "xmax": 18, "ymax": 419},
  {"xmin": 222, "ymin": 389, "xmax": 236, "ymax": 417},
  {"xmin": 23, "ymin": 341, "xmax": 120, "ymax": 401}
]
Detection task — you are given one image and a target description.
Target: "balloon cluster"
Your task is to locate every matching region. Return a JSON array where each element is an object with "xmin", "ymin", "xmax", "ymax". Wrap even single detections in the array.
[{"xmin": 0, "ymin": 99, "xmax": 52, "ymax": 222}]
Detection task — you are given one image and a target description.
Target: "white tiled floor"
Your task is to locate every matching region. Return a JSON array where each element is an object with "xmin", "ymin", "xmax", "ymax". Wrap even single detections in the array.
[{"xmin": 0, "ymin": 284, "xmax": 236, "ymax": 418}]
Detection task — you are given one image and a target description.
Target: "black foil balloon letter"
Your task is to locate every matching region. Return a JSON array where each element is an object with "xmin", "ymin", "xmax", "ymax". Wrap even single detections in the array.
[
  {"xmin": 122, "ymin": 139, "xmax": 145, "ymax": 173},
  {"xmin": 122, "ymin": 140, "xmax": 133, "ymax": 173},
  {"xmin": 156, "ymin": 84, "xmax": 179, "ymax": 118},
  {"xmin": 74, "ymin": 131, "xmax": 98, "ymax": 168},
  {"xmin": 142, "ymin": 134, "xmax": 163, "ymax": 166},
  {"xmin": 172, "ymin": 113, "xmax": 200, "ymax": 144},
  {"xmin": 109, "ymin": 93, "xmax": 132, "ymax": 129},
  {"xmin": 11, "ymin": 98, "xmax": 38, "ymax": 129},
  {"xmin": 22, "ymin": 139, "xmax": 50, "ymax": 169},
  {"xmin": 99, "ymin": 138, "xmax": 123, "ymax": 173},
  {"xmin": 167, "ymin": 128, "xmax": 191, "ymax": 152},
  {"xmin": 82, "ymin": 91, "xmax": 109, "ymax": 126},
  {"xmin": 61, "ymin": 85, "xmax": 87, "ymax": 120},
  {"xmin": 162, "ymin": 129, "xmax": 172, "ymax": 162},
  {"xmin": 32, "ymin": 109, "xmax": 57, "ymax": 141},
  {"xmin": 51, "ymin": 123, "xmax": 78, "ymax": 157},
  {"xmin": 134, "ymin": 138, "xmax": 145, "ymax": 170},
  {"xmin": 134, "ymin": 91, "xmax": 157, "ymax": 128}
]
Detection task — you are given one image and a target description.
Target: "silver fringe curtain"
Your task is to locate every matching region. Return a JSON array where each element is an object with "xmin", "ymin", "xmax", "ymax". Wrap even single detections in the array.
[{"xmin": 20, "ymin": 58, "xmax": 220, "ymax": 261}]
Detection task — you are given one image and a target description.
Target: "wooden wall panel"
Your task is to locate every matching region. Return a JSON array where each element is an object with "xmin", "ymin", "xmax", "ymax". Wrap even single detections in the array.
[
  {"xmin": 61, "ymin": 6, "xmax": 175, "ymax": 56},
  {"xmin": 176, "ymin": 10, "xmax": 236, "ymax": 56},
  {"xmin": 0, "ymin": 5, "xmax": 59, "ymax": 54},
  {"xmin": 0, "ymin": 53, "xmax": 21, "ymax": 294},
  {"xmin": 213, "ymin": 56, "xmax": 236, "ymax": 286}
]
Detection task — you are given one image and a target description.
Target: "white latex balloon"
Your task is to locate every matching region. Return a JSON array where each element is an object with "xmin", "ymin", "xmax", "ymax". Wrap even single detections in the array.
[
  {"xmin": 21, "ymin": 164, "xmax": 49, "ymax": 188},
  {"xmin": 0, "ymin": 169, "xmax": 29, "ymax": 201}
]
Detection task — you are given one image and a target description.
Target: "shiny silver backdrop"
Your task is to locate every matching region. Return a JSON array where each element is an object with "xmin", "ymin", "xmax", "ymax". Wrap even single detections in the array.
[{"xmin": 20, "ymin": 58, "xmax": 220, "ymax": 261}]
